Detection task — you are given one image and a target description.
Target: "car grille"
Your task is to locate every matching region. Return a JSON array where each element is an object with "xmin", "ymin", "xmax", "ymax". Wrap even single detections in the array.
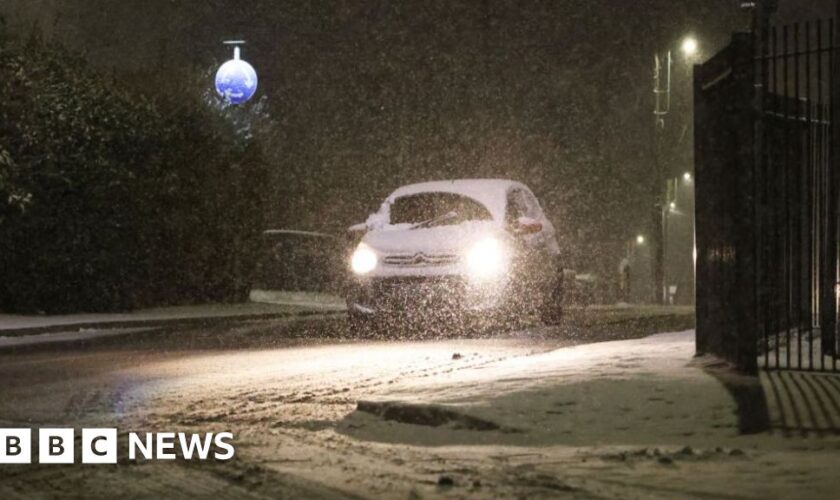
[
  {"xmin": 383, "ymin": 252, "xmax": 459, "ymax": 267},
  {"xmin": 370, "ymin": 277, "xmax": 466, "ymax": 311}
]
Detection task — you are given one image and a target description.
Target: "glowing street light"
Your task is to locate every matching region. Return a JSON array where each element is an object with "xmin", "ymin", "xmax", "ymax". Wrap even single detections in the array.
[
  {"xmin": 650, "ymin": 35, "xmax": 700, "ymax": 305},
  {"xmin": 681, "ymin": 37, "xmax": 699, "ymax": 57},
  {"xmin": 636, "ymin": 235, "xmax": 646, "ymax": 245},
  {"xmin": 654, "ymin": 35, "xmax": 702, "ymax": 122},
  {"xmin": 683, "ymin": 172, "xmax": 693, "ymax": 183}
]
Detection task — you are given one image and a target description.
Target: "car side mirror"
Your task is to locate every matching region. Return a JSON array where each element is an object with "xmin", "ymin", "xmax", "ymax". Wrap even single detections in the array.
[
  {"xmin": 347, "ymin": 222, "xmax": 367, "ymax": 235},
  {"xmin": 346, "ymin": 222, "xmax": 368, "ymax": 246},
  {"xmin": 513, "ymin": 216, "xmax": 543, "ymax": 236}
]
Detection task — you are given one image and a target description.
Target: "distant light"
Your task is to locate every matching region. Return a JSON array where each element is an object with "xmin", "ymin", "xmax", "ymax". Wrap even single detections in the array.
[
  {"xmin": 669, "ymin": 202, "xmax": 677, "ymax": 211},
  {"xmin": 681, "ymin": 37, "xmax": 699, "ymax": 57},
  {"xmin": 683, "ymin": 172, "xmax": 693, "ymax": 182},
  {"xmin": 636, "ymin": 235, "xmax": 646, "ymax": 245}
]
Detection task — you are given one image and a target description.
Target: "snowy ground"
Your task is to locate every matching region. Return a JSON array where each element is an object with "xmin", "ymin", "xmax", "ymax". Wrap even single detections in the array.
[
  {"xmin": 759, "ymin": 328, "xmax": 840, "ymax": 372},
  {"xmin": 1, "ymin": 311, "xmax": 838, "ymax": 499}
]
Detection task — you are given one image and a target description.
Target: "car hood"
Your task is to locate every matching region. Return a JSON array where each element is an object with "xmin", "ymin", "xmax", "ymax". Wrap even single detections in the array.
[{"xmin": 362, "ymin": 221, "xmax": 502, "ymax": 255}]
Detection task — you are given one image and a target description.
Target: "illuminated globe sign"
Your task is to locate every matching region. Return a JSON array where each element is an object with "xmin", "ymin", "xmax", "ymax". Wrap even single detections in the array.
[{"xmin": 215, "ymin": 45, "xmax": 258, "ymax": 105}]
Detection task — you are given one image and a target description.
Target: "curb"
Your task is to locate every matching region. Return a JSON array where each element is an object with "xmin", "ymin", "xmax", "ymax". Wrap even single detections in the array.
[{"xmin": 0, "ymin": 309, "xmax": 347, "ymax": 338}]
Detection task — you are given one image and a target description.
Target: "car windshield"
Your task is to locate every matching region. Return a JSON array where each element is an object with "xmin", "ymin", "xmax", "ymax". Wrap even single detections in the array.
[{"xmin": 389, "ymin": 192, "xmax": 493, "ymax": 226}]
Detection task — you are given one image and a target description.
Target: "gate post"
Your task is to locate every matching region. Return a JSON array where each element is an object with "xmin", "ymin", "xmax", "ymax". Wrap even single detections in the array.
[
  {"xmin": 821, "ymin": 1, "xmax": 840, "ymax": 357},
  {"xmin": 694, "ymin": 33, "xmax": 759, "ymax": 372},
  {"xmin": 732, "ymin": 34, "xmax": 760, "ymax": 373}
]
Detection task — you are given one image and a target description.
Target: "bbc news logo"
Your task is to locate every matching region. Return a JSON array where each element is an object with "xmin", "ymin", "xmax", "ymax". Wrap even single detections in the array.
[{"xmin": 0, "ymin": 429, "xmax": 235, "ymax": 464}]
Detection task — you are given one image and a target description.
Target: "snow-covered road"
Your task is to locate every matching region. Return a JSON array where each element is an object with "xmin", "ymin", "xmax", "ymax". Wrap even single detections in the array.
[{"xmin": 1, "ymin": 312, "xmax": 838, "ymax": 499}]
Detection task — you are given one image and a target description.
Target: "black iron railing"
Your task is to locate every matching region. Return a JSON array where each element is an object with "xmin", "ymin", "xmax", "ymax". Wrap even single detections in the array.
[{"xmin": 695, "ymin": 11, "xmax": 840, "ymax": 373}]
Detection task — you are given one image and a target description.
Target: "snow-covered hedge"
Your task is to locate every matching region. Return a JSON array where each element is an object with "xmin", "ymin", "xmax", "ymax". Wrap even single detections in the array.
[{"xmin": 0, "ymin": 38, "xmax": 267, "ymax": 313}]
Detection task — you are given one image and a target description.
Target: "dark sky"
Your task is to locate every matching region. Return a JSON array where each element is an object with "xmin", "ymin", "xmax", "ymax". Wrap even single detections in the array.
[
  {"xmin": 777, "ymin": 0, "xmax": 834, "ymax": 20},
  {"xmin": 1, "ymin": 0, "xmax": 765, "ymax": 275}
]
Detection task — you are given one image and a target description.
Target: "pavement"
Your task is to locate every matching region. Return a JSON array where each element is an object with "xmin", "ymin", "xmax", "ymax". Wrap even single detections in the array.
[
  {"xmin": 1, "ymin": 307, "xmax": 839, "ymax": 499},
  {"xmin": 0, "ymin": 290, "xmax": 346, "ymax": 338}
]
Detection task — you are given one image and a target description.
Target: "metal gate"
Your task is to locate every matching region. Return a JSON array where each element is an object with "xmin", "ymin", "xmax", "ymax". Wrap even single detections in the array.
[{"xmin": 695, "ymin": 14, "xmax": 840, "ymax": 373}]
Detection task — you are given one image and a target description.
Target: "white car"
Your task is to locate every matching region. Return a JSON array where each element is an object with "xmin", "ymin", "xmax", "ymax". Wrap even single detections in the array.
[{"xmin": 345, "ymin": 179, "xmax": 564, "ymax": 329}]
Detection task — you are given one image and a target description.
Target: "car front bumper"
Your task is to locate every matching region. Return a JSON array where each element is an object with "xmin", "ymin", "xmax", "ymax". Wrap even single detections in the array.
[{"xmin": 346, "ymin": 275, "xmax": 508, "ymax": 317}]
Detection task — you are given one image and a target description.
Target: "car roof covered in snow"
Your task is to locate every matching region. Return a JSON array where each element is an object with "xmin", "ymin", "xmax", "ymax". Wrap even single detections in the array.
[{"xmin": 386, "ymin": 179, "xmax": 528, "ymax": 222}]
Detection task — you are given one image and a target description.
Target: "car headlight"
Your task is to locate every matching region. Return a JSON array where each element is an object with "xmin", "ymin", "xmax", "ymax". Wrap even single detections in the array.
[
  {"xmin": 351, "ymin": 243, "xmax": 378, "ymax": 275},
  {"xmin": 465, "ymin": 237, "xmax": 505, "ymax": 280}
]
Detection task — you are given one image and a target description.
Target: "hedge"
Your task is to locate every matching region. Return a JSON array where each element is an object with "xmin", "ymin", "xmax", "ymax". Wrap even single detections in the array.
[{"xmin": 0, "ymin": 39, "xmax": 267, "ymax": 313}]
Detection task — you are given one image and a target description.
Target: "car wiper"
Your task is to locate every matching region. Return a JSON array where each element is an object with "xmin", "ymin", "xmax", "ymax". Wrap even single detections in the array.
[{"xmin": 410, "ymin": 211, "xmax": 458, "ymax": 230}]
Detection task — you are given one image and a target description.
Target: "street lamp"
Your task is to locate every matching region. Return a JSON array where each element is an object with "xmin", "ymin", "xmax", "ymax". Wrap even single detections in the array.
[
  {"xmin": 651, "ymin": 35, "xmax": 700, "ymax": 305},
  {"xmin": 654, "ymin": 36, "xmax": 701, "ymax": 128},
  {"xmin": 683, "ymin": 172, "xmax": 693, "ymax": 183},
  {"xmin": 215, "ymin": 40, "xmax": 259, "ymax": 105},
  {"xmin": 681, "ymin": 37, "xmax": 699, "ymax": 57},
  {"xmin": 637, "ymin": 235, "xmax": 646, "ymax": 245}
]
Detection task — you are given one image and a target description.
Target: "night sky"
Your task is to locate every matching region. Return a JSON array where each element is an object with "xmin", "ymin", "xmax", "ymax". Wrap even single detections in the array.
[{"xmin": 1, "ymin": 0, "xmax": 768, "ymax": 275}]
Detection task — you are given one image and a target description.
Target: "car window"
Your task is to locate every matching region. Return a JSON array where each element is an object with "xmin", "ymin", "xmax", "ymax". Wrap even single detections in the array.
[
  {"xmin": 505, "ymin": 189, "xmax": 529, "ymax": 226},
  {"xmin": 521, "ymin": 189, "xmax": 543, "ymax": 219},
  {"xmin": 389, "ymin": 192, "xmax": 493, "ymax": 225}
]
